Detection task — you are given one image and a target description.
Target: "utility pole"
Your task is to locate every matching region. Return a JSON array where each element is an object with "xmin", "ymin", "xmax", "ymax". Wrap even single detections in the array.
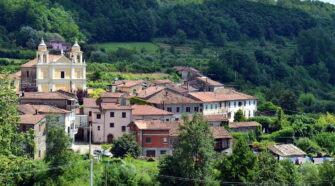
[{"xmin": 89, "ymin": 122, "xmax": 93, "ymax": 186}]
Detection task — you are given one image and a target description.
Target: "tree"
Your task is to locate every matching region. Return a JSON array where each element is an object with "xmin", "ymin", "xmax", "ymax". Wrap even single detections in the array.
[
  {"xmin": 270, "ymin": 108, "xmax": 283, "ymax": 132},
  {"xmin": 158, "ymin": 114, "xmax": 216, "ymax": 186},
  {"xmin": 218, "ymin": 138, "xmax": 257, "ymax": 183},
  {"xmin": 111, "ymin": 133, "xmax": 141, "ymax": 158},
  {"xmin": 318, "ymin": 160, "xmax": 335, "ymax": 184},
  {"xmin": 278, "ymin": 90, "xmax": 298, "ymax": 114},
  {"xmin": 174, "ymin": 29, "xmax": 187, "ymax": 45},
  {"xmin": 299, "ymin": 162, "xmax": 321, "ymax": 184},
  {"xmin": 251, "ymin": 152, "xmax": 282, "ymax": 184},
  {"xmin": 0, "ymin": 75, "xmax": 25, "ymax": 156},
  {"xmin": 234, "ymin": 109, "xmax": 247, "ymax": 122},
  {"xmin": 277, "ymin": 160, "xmax": 301, "ymax": 185}
]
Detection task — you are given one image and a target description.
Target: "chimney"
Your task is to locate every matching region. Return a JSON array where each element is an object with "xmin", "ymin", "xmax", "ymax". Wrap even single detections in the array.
[{"xmin": 35, "ymin": 109, "xmax": 38, "ymax": 115}]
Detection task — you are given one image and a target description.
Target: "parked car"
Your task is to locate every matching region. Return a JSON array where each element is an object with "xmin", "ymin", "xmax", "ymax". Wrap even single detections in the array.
[{"xmin": 93, "ymin": 149, "xmax": 112, "ymax": 157}]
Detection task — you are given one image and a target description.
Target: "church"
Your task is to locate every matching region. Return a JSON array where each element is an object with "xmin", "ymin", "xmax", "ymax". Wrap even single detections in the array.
[{"xmin": 20, "ymin": 39, "xmax": 86, "ymax": 92}]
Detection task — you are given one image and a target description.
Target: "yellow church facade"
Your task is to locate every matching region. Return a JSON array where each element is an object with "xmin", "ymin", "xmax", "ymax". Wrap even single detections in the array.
[{"xmin": 21, "ymin": 40, "xmax": 86, "ymax": 92}]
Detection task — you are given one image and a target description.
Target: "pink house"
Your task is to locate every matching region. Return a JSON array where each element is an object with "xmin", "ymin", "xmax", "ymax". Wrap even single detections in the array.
[
  {"xmin": 83, "ymin": 92, "xmax": 132, "ymax": 143},
  {"xmin": 47, "ymin": 40, "xmax": 70, "ymax": 51}
]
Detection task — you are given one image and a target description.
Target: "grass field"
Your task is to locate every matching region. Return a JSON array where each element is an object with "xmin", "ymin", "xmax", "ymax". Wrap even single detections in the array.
[{"xmin": 94, "ymin": 42, "xmax": 160, "ymax": 52}]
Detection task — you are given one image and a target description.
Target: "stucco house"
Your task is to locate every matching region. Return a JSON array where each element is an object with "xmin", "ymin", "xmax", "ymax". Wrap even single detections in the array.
[
  {"xmin": 19, "ymin": 114, "xmax": 46, "ymax": 160},
  {"xmin": 129, "ymin": 120, "xmax": 233, "ymax": 157},
  {"xmin": 144, "ymin": 89, "xmax": 202, "ymax": 120},
  {"xmin": 189, "ymin": 88, "xmax": 258, "ymax": 121},
  {"xmin": 83, "ymin": 92, "xmax": 133, "ymax": 143}
]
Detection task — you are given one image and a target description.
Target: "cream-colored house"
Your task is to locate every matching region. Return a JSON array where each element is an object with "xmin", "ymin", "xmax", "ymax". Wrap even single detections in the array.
[{"xmin": 21, "ymin": 39, "xmax": 86, "ymax": 92}]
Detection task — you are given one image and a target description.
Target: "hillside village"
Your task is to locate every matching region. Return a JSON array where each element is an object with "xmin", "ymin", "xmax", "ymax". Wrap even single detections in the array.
[{"xmin": 2, "ymin": 39, "xmax": 327, "ymax": 164}]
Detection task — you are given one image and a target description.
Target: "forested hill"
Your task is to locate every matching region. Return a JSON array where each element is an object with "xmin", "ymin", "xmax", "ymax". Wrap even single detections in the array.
[{"xmin": 1, "ymin": 0, "xmax": 335, "ymax": 113}]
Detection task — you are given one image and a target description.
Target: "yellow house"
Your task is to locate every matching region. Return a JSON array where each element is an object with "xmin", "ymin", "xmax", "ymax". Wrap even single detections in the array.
[{"xmin": 21, "ymin": 39, "xmax": 86, "ymax": 92}]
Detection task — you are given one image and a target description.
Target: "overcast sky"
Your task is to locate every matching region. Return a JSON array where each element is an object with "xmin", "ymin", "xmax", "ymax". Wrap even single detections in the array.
[{"xmin": 319, "ymin": 0, "xmax": 335, "ymax": 4}]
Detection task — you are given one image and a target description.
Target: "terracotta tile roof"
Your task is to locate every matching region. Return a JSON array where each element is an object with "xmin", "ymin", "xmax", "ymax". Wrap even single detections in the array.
[
  {"xmin": 229, "ymin": 121, "xmax": 261, "ymax": 128},
  {"xmin": 100, "ymin": 92, "xmax": 129, "ymax": 98},
  {"xmin": 203, "ymin": 115, "xmax": 228, "ymax": 122},
  {"xmin": 83, "ymin": 98, "xmax": 99, "ymax": 108},
  {"xmin": 0, "ymin": 71, "xmax": 21, "ymax": 79},
  {"xmin": 152, "ymin": 79, "xmax": 172, "ymax": 84},
  {"xmin": 136, "ymin": 86, "xmax": 165, "ymax": 99},
  {"xmin": 147, "ymin": 90, "xmax": 200, "ymax": 104},
  {"xmin": 21, "ymin": 55, "xmax": 63, "ymax": 67},
  {"xmin": 189, "ymin": 90, "xmax": 257, "ymax": 102},
  {"xmin": 21, "ymin": 92, "xmax": 74, "ymax": 100},
  {"xmin": 173, "ymin": 66, "xmax": 199, "ymax": 73},
  {"xmin": 19, "ymin": 104, "xmax": 70, "ymax": 114},
  {"xmin": 101, "ymin": 103, "xmax": 132, "ymax": 110},
  {"xmin": 170, "ymin": 125, "xmax": 232, "ymax": 139},
  {"xmin": 114, "ymin": 80, "xmax": 144, "ymax": 88},
  {"xmin": 268, "ymin": 144, "xmax": 306, "ymax": 157},
  {"xmin": 132, "ymin": 120, "xmax": 181, "ymax": 130},
  {"xmin": 132, "ymin": 120, "xmax": 231, "ymax": 139},
  {"xmin": 132, "ymin": 105, "xmax": 173, "ymax": 116},
  {"xmin": 19, "ymin": 114, "xmax": 45, "ymax": 125},
  {"xmin": 196, "ymin": 76, "xmax": 224, "ymax": 86},
  {"xmin": 210, "ymin": 127, "xmax": 233, "ymax": 139}
]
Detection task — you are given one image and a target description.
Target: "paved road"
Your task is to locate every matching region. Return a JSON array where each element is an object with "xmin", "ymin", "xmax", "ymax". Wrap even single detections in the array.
[{"xmin": 71, "ymin": 141, "xmax": 102, "ymax": 155}]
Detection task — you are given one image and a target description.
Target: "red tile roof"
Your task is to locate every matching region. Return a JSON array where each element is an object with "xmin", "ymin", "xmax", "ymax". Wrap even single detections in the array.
[
  {"xmin": 19, "ymin": 114, "xmax": 45, "ymax": 125},
  {"xmin": 189, "ymin": 90, "xmax": 257, "ymax": 102},
  {"xmin": 132, "ymin": 120, "xmax": 231, "ymax": 139},
  {"xmin": 101, "ymin": 103, "xmax": 132, "ymax": 110},
  {"xmin": 229, "ymin": 121, "xmax": 261, "ymax": 128},
  {"xmin": 173, "ymin": 66, "xmax": 199, "ymax": 73},
  {"xmin": 19, "ymin": 104, "xmax": 70, "ymax": 114},
  {"xmin": 203, "ymin": 115, "xmax": 228, "ymax": 122},
  {"xmin": 83, "ymin": 98, "xmax": 99, "ymax": 108},
  {"xmin": 100, "ymin": 92, "xmax": 129, "ymax": 98},
  {"xmin": 132, "ymin": 105, "xmax": 173, "ymax": 116},
  {"xmin": 147, "ymin": 90, "xmax": 200, "ymax": 104},
  {"xmin": 196, "ymin": 76, "xmax": 224, "ymax": 86},
  {"xmin": 21, "ymin": 92, "xmax": 75, "ymax": 100},
  {"xmin": 114, "ymin": 80, "xmax": 144, "ymax": 88},
  {"xmin": 21, "ymin": 55, "xmax": 63, "ymax": 67},
  {"xmin": 136, "ymin": 86, "xmax": 165, "ymax": 99}
]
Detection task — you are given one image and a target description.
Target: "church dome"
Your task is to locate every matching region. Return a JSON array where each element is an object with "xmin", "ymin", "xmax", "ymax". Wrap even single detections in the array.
[
  {"xmin": 71, "ymin": 40, "xmax": 81, "ymax": 52},
  {"xmin": 38, "ymin": 39, "xmax": 47, "ymax": 52}
]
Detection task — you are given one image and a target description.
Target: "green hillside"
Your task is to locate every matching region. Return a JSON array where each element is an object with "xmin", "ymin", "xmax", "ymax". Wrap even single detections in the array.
[{"xmin": 1, "ymin": 0, "xmax": 335, "ymax": 113}]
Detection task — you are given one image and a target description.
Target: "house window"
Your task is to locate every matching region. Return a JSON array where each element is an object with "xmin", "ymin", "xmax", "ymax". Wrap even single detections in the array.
[
  {"xmin": 89, "ymin": 111, "xmax": 92, "ymax": 116},
  {"xmin": 38, "ymin": 150, "xmax": 41, "ymax": 158},
  {"xmin": 175, "ymin": 118, "xmax": 179, "ymax": 121},
  {"xmin": 234, "ymin": 102, "xmax": 237, "ymax": 107},
  {"xmin": 167, "ymin": 107, "xmax": 172, "ymax": 112},
  {"xmin": 205, "ymin": 105, "xmax": 208, "ymax": 110},
  {"xmin": 145, "ymin": 137, "xmax": 151, "ymax": 144},
  {"xmin": 214, "ymin": 104, "xmax": 217, "ymax": 109},
  {"xmin": 22, "ymin": 125, "xmax": 27, "ymax": 132},
  {"xmin": 61, "ymin": 71, "xmax": 65, "ymax": 79},
  {"xmin": 160, "ymin": 150, "xmax": 167, "ymax": 155},
  {"xmin": 176, "ymin": 107, "xmax": 180, "ymax": 113},
  {"xmin": 26, "ymin": 71, "xmax": 29, "ymax": 78},
  {"xmin": 110, "ymin": 123, "xmax": 114, "ymax": 128},
  {"xmin": 210, "ymin": 104, "xmax": 213, "ymax": 110},
  {"xmin": 97, "ymin": 126, "xmax": 100, "ymax": 131},
  {"xmin": 122, "ymin": 112, "xmax": 126, "ymax": 118},
  {"xmin": 121, "ymin": 126, "xmax": 126, "ymax": 132},
  {"xmin": 244, "ymin": 101, "xmax": 246, "ymax": 106},
  {"xmin": 238, "ymin": 102, "xmax": 243, "ymax": 107},
  {"xmin": 96, "ymin": 114, "xmax": 101, "ymax": 119},
  {"xmin": 110, "ymin": 112, "xmax": 114, "ymax": 117},
  {"xmin": 163, "ymin": 137, "xmax": 167, "ymax": 144},
  {"xmin": 166, "ymin": 118, "xmax": 170, "ymax": 121},
  {"xmin": 186, "ymin": 107, "xmax": 191, "ymax": 112},
  {"xmin": 194, "ymin": 107, "xmax": 199, "ymax": 112}
]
